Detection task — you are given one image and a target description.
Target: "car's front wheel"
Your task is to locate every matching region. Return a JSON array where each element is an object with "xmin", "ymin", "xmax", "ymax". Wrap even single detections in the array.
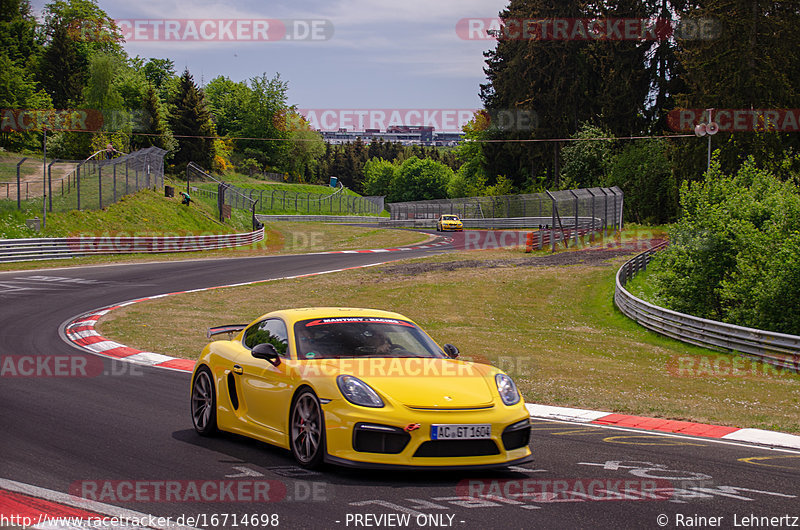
[
  {"xmin": 290, "ymin": 388, "xmax": 326, "ymax": 468},
  {"xmin": 191, "ymin": 366, "xmax": 218, "ymax": 436}
]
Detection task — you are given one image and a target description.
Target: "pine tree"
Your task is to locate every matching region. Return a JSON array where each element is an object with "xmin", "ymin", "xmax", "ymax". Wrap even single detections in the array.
[
  {"xmin": 673, "ymin": 0, "xmax": 800, "ymax": 180},
  {"xmin": 133, "ymin": 85, "xmax": 175, "ymax": 152},
  {"xmin": 38, "ymin": 21, "xmax": 86, "ymax": 108},
  {"xmin": 169, "ymin": 69, "xmax": 214, "ymax": 171}
]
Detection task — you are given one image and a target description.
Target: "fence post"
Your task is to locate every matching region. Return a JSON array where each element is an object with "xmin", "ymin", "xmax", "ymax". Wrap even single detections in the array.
[
  {"xmin": 545, "ymin": 190, "xmax": 560, "ymax": 253},
  {"xmin": 599, "ymin": 187, "xmax": 609, "ymax": 235},
  {"xmin": 125, "ymin": 160, "xmax": 129, "ymax": 194},
  {"xmin": 569, "ymin": 189, "xmax": 579, "ymax": 247},
  {"xmin": 587, "ymin": 188, "xmax": 596, "ymax": 242},
  {"xmin": 610, "ymin": 187, "xmax": 618, "ymax": 231},
  {"xmin": 98, "ymin": 165, "xmax": 103, "ymax": 209},
  {"xmin": 113, "ymin": 162, "xmax": 117, "ymax": 203},
  {"xmin": 76, "ymin": 163, "xmax": 81, "ymax": 210},
  {"xmin": 47, "ymin": 160, "xmax": 54, "ymax": 212},
  {"xmin": 16, "ymin": 158, "xmax": 26, "ymax": 209}
]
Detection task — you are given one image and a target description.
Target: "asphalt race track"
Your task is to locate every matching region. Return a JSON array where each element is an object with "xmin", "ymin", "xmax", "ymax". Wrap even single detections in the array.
[{"xmin": 1, "ymin": 237, "xmax": 798, "ymax": 529}]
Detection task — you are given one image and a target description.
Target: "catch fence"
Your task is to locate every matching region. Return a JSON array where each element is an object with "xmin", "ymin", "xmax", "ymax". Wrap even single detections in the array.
[
  {"xmin": 389, "ymin": 187, "xmax": 623, "ymax": 230},
  {"xmin": 0, "ymin": 147, "xmax": 166, "ymax": 213},
  {"xmin": 186, "ymin": 163, "xmax": 382, "ymax": 216}
]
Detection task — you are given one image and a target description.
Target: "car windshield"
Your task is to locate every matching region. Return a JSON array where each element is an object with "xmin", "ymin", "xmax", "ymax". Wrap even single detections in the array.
[
  {"xmin": 293, "ymin": 317, "xmax": 447, "ymax": 360},
  {"xmin": 442, "ymin": 215, "xmax": 459, "ymax": 220}
]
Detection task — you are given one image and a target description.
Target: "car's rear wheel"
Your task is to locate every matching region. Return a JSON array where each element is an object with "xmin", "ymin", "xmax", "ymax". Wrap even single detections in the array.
[
  {"xmin": 290, "ymin": 388, "xmax": 326, "ymax": 468},
  {"xmin": 191, "ymin": 366, "xmax": 218, "ymax": 435}
]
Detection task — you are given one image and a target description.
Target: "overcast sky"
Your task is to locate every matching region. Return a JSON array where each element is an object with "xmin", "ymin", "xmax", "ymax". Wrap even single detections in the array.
[{"xmin": 29, "ymin": 0, "xmax": 509, "ymax": 114}]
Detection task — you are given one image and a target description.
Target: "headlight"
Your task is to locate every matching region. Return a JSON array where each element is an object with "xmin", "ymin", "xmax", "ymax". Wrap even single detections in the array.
[
  {"xmin": 337, "ymin": 375, "xmax": 385, "ymax": 408},
  {"xmin": 495, "ymin": 373, "xmax": 521, "ymax": 405}
]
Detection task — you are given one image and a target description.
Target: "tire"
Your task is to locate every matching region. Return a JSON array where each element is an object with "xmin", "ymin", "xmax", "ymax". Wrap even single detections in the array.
[
  {"xmin": 289, "ymin": 388, "xmax": 326, "ymax": 469},
  {"xmin": 191, "ymin": 366, "xmax": 218, "ymax": 436}
]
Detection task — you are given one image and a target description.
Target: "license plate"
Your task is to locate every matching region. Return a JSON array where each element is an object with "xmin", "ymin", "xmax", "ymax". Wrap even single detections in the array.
[{"xmin": 431, "ymin": 424, "xmax": 491, "ymax": 440}]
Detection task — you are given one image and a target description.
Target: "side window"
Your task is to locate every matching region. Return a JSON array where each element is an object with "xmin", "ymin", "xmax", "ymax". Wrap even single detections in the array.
[{"xmin": 243, "ymin": 318, "xmax": 289, "ymax": 357}]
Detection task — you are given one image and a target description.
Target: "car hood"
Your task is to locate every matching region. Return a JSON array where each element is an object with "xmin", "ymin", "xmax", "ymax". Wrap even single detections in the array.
[{"xmin": 310, "ymin": 357, "xmax": 496, "ymax": 408}]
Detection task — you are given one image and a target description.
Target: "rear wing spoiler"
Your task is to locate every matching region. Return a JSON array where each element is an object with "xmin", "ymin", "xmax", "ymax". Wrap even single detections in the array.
[{"xmin": 207, "ymin": 324, "xmax": 247, "ymax": 339}]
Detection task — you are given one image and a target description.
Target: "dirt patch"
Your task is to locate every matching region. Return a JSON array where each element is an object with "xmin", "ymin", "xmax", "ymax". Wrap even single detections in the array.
[{"xmin": 380, "ymin": 239, "xmax": 664, "ymax": 276}]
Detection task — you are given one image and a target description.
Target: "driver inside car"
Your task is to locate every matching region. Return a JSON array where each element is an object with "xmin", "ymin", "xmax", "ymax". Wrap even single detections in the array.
[{"xmin": 361, "ymin": 328, "xmax": 392, "ymax": 354}]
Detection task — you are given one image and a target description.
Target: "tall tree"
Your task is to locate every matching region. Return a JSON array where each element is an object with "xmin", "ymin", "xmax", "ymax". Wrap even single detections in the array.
[
  {"xmin": 37, "ymin": 21, "xmax": 86, "ymax": 108},
  {"xmin": 204, "ymin": 76, "xmax": 251, "ymax": 136},
  {"xmin": 142, "ymin": 58, "xmax": 175, "ymax": 91},
  {"xmin": 132, "ymin": 85, "xmax": 175, "ymax": 153},
  {"xmin": 673, "ymin": 0, "xmax": 800, "ymax": 180},
  {"xmin": 0, "ymin": 0, "xmax": 40, "ymax": 64},
  {"xmin": 169, "ymin": 69, "xmax": 214, "ymax": 171},
  {"xmin": 236, "ymin": 73, "xmax": 291, "ymax": 170}
]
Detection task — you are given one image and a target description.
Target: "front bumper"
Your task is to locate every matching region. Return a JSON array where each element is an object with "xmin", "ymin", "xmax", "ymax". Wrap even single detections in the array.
[{"xmin": 321, "ymin": 400, "xmax": 531, "ymax": 469}]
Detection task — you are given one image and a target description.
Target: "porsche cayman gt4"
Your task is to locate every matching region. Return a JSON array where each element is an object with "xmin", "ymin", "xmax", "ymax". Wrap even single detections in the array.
[{"xmin": 190, "ymin": 308, "xmax": 532, "ymax": 469}]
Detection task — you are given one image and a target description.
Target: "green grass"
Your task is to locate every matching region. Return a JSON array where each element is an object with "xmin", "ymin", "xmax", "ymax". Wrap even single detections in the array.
[
  {"xmin": 186, "ymin": 172, "xmax": 383, "ymax": 216},
  {"xmin": 0, "ymin": 189, "xmax": 429, "ymax": 271},
  {"xmin": 97, "ymin": 245, "xmax": 800, "ymax": 435},
  {"xmin": 0, "ymin": 186, "xmax": 251, "ymax": 242},
  {"xmin": 0, "ymin": 152, "xmax": 41, "ymax": 183}
]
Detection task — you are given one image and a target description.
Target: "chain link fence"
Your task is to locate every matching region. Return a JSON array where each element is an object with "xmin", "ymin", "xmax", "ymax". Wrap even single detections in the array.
[
  {"xmin": 0, "ymin": 147, "xmax": 166, "ymax": 213},
  {"xmin": 388, "ymin": 187, "xmax": 624, "ymax": 231},
  {"xmin": 187, "ymin": 163, "xmax": 383, "ymax": 216}
]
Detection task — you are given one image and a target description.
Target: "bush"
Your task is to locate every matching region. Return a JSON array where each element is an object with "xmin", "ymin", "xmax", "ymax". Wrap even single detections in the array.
[
  {"xmin": 386, "ymin": 156, "xmax": 453, "ymax": 203},
  {"xmin": 605, "ymin": 140, "xmax": 678, "ymax": 224},
  {"xmin": 647, "ymin": 156, "xmax": 800, "ymax": 334}
]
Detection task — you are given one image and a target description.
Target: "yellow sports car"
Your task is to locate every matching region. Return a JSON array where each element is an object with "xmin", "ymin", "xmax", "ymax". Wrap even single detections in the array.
[
  {"xmin": 437, "ymin": 214, "xmax": 464, "ymax": 232},
  {"xmin": 190, "ymin": 307, "xmax": 532, "ymax": 470}
]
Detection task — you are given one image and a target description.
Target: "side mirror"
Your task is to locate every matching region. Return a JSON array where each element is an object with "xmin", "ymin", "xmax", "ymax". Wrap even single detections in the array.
[
  {"xmin": 443, "ymin": 344, "xmax": 459, "ymax": 359},
  {"xmin": 252, "ymin": 343, "xmax": 281, "ymax": 366}
]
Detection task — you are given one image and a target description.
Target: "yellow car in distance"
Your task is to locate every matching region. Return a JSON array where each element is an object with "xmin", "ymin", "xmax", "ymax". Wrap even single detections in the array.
[
  {"xmin": 436, "ymin": 214, "xmax": 464, "ymax": 232},
  {"xmin": 191, "ymin": 307, "xmax": 532, "ymax": 470}
]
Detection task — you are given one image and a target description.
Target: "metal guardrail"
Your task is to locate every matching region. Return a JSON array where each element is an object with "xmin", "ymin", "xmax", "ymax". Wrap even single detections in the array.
[
  {"xmin": 615, "ymin": 243, "xmax": 800, "ymax": 370},
  {"xmin": 0, "ymin": 228, "xmax": 264, "ymax": 263},
  {"xmin": 257, "ymin": 215, "xmax": 382, "ymax": 223},
  {"xmin": 377, "ymin": 216, "xmax": 603, "ymax": 230}
]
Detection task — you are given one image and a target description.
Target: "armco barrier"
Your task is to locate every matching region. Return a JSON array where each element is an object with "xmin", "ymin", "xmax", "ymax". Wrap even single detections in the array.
[
  {"xmin": 377, "ymin": 216, "xmax": 603, "ymax": 230},
  {"xmin": 0, "ymin": 228, "xmax": 264, "ymax": 263},
  {"xmin": 257, "ymin": 214, "xmax": 382, "ymax": 223},
  {"xmin": 615, "ymin": 243, "xmax": 800, "ymax": 370}
]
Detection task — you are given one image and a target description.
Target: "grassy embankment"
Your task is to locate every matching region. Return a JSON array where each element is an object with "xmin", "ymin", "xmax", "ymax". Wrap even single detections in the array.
[
  {"xmin": 0, "ymin": 174, "xmax": 427, "ymax": 271},
  {"xmin": 98, "ymin": 229, "xmax": 800, "ymax": 435},
  {"xmin": 190, "ymin": 172, "xmax": 388, "ymax": 217}
]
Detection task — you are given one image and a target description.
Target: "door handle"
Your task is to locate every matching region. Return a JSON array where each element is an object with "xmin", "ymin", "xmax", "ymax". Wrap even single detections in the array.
[{"xmin": 233, "ymin": 364, "xmax": 243, "ymax": 375}]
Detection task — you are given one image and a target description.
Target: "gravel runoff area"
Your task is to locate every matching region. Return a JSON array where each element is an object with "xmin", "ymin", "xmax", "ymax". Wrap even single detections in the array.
[{"xmin": 381, "ymin": 238, "xmax": 665, "ymax": 276}]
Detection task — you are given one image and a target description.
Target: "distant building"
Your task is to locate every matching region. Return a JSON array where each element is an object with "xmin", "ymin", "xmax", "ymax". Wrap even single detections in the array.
[{"xmin": 320, "ymin": 125, "xmax": 463, "ymax": 146}]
